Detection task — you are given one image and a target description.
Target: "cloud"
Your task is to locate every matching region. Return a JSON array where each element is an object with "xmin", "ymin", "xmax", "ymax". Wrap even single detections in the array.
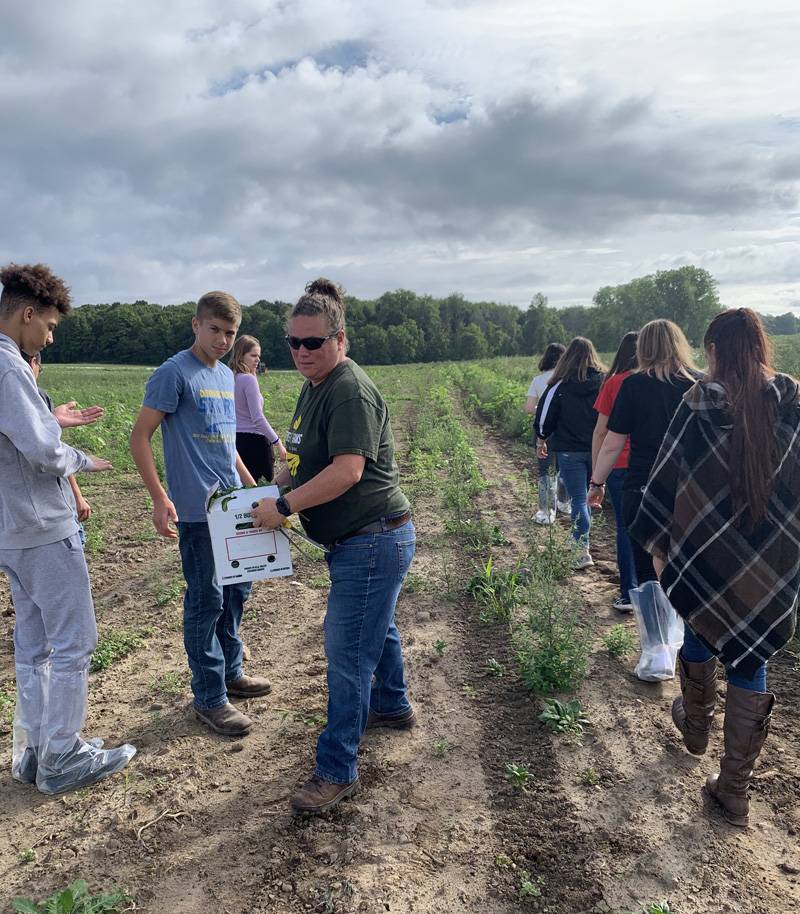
[{"xmin": 0, "ymin": 0, "xmax": 798, "ymax": 311}]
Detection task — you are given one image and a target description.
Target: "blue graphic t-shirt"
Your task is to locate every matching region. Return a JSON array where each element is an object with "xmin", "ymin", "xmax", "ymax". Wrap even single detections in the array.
[{"xmin": 143, "ymin": 349, "xmax": 240, "ymax": 522}]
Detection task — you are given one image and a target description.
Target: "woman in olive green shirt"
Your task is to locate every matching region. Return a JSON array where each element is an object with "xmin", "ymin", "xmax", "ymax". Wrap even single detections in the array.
[{"xmin": 253, "ymin": 279, "xmax": 415, "ymax": 816}]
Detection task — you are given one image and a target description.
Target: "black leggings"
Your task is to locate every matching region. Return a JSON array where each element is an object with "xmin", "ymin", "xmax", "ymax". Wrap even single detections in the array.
[
  {"xmin": 622, "ymin": 487, "xmax": 658, "ymax": 586},
  {"xmin": 236, "ymin": 432, "xmax": 274, "ymax": 484}
]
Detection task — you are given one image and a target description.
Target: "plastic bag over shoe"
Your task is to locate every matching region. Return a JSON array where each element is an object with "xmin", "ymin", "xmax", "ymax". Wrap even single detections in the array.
[
  {"xmin": 630, "ymin": 581, "xmax": 684, "ymax": 682},
  {"xmin": 35, "ymin": 668, "xmax": 136, "ymax": 795},
  {"xmin": 12, "ymin": 662, "xmax": 49, "ymax": 784}
]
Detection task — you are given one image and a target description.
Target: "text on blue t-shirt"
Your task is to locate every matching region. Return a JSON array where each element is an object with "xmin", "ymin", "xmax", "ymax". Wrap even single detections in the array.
[{"xmin": 143, "ymin": 349, "xmax": 240, "ymax": 522}]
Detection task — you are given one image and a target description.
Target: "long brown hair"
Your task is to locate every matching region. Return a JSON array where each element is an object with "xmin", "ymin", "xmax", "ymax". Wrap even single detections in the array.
[
  {"xmin": 538, "ymin": 342, "xmax": 566, "ymax": 372},
  {"xmin": 704, "ymin": 308, "xmax": 777, "ymax": 531},
  {"xmin": 229, "ymin": 335, "xmax": 260, "ymax": 374},
  {"xmin": 636, "ymin": 319, "xmax": 695, "ymax": 381},
  {"xmin": 606, "ymin": 331, "xmax": 638, "ymax": 378},
  {"xmin": 548, "ymin": 336, "xmax": 605, "ymax": 385}
]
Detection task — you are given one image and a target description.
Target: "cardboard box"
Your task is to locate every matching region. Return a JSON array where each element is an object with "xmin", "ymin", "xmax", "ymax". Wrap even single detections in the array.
[{"xmin": 206, "ymin": 484, "xmax": 293, "ymax": 584}]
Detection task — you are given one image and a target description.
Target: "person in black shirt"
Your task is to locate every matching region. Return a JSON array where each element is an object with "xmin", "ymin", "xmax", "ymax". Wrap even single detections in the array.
[
  {"xmin": 589, "ymin": 319, "xmax": 699, "ymax": 584},
  {"xmin": 535, "ymin": 337, "xmax": 605, "ymax": 568}
]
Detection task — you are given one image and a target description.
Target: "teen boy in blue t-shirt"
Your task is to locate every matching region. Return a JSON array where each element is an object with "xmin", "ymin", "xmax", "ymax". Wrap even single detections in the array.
[{"xmin": 130, "ymin": 291, "xmax": 271, "ymax": 738}]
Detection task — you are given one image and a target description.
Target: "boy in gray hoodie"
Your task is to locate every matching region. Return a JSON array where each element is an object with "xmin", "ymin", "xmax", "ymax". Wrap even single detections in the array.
[{"xmin": 0, "ymin": 262, "xmax": 135, "ymax": 793}]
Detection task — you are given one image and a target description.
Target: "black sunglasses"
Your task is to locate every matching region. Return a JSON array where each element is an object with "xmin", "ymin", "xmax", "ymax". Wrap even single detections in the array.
[{"xmin": 285, "ymin": 330, "xmax": 340, "ymax": 351}]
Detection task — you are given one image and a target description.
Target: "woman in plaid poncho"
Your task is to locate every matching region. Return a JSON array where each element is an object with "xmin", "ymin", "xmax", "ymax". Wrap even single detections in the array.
[{"xmin": 631, "ymin": 308, "xmax": 800, "ymax": 827}]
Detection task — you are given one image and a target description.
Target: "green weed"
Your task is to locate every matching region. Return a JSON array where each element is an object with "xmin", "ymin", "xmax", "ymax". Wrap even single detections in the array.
[
  {"xmin": 0, "ymin": 684, "xmax": 14, "ymax": 727},
  {"xmin": 603, "ymin": 624, "xmax": 636, "ymax": 659},
  {"xmin": 504, "ymin": 762, "xmax": 531, "ymax": 791},
  {"xmin": 485, "ymin": 658, "xmax": 506, "ymax": 677},
  {"xmin": 578, "ymin": 767, "xmax": 600, "ymax": 787},
  {"xmin": 468, "ymin": 558, "xmax": 524, "ymax": 622},
  {"xmin": 307, "ymin": 573, "xmax": 330, "ymax": 590},
  {"xmin": 18, "ymin": 848, "xmax": 36, "ymax": 864},
  {"xmin": 630, "ymin": 904, "xmax": 674, "ymax": 914},
  {"xmin": 403, "ymin": 572, "xmax": 429, "ymax": 594},
  {"xmin": 433, "ymin": 739, "xmax": 452, "ymax": 757},
  {"xmin": 11, "ymin": 879, "xmax": 132, "ymax": 913},
  {"xmin": 149, "ymin": 670, "xmax": 188, "ymax": 698},
  {"xmin": 539, "ymin": 698, "xmax": 590, "ymax": 737},
  {"xmin": 278, "ymin": 708, "xmax": 327, "ymax": 728},
  {"xmin": 154, "ymin": 576, "xmax": 184, "ymax": 607},
  {"xmin": 518, "ymin": 871, "xmax": 545, "ymax": 899},
  {"xmin": 433, "ymin": 638, "xmax": 447, "ymax": 657},
  {"xmin": 90, "ymin": 630, "xmax": 143, "ymax": 673}
]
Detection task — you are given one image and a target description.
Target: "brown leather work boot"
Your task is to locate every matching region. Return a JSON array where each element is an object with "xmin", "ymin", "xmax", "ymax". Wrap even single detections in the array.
[
  {"xmin": 366, "ymin": 706, "xmax": 417, "ymax": 730},
  {"xmin": 195, "ymin": 702, "xmax": 253, "ymax": 737},
  {"xmin": 290, "ymin": 774, "xmax": 359, "ymax": 815},
  {"xmin": 705, "ymin": 684, "xmax": 775, "ymax": 827},
  {"xmin": 226, "ymin": 674, "xmax": 272, "ymax": 698},
  {"xmin": 671, "ymin": 653, "xmax": 718, "ymax": 755}
]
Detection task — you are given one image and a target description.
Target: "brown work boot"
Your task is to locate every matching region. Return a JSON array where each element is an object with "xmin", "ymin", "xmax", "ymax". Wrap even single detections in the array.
[
  {"xmin": 195, "ymin": 702, "xmax": 253, "ymax": 737},
  {"xmin": 366, "ymin": 706, "xmax": 417, "ymax": 730},
  {"xmin": 226, "ymin": 674, "xmax": 272, "ymax": 698},
  {"xmin": 705, "ymin": 684, "xmax": 775, "ymax": 827},
  {"xmin": 290, "ymin": 774, "xmax": 359, "ymax": 816},
  {"xmin": 671, "ymin": 653, "xmax": 718, "ymax": 755}
]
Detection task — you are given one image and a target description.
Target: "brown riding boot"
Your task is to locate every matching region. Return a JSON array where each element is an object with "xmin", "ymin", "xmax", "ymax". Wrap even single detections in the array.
[
  {"xmin": 705, "ymin": 684, "xmax": 775, "ymax": 827},
  {"xmin": 671, "ymin": 653, "xmax": 718, "ymax": 755},
  {"xmin": 290, "ymin": 774, "xmax": 359, "ymax": 816}
]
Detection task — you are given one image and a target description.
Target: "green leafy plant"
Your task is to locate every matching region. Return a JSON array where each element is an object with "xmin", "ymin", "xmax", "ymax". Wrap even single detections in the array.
[
  {"xmin": 12, "ymin": 880, "xmax": 132, "ymax": 913},
  {"xmin": 468, "ymin": 558, "xmax": 524, "ymax": 622},
  {"xmin": 0, "ymin": 684, "xmax": 14, "ymax": 727},
  {"xmin": 629, "ymin": 903, "xmax": 674, "ymax": 914},
  {"xmin": 485, "ymin": 658, "xmax": 506, "ymax": 677},
  {"xmin": 18, "ymin": 848, "xmax": 37, "ymax": 864},
  {"xmin": 578, "ymin": 766, "xmax": 600, "ymax": 787},
  {"xmin": 504, "ymin": 762, "xmax": 531, "ymax": 791},
  {"xmin": 154, "ymin": 576, "xmax": 184, "ymax": 607},
  {"xmin": 539, "ymin": 698, "xmax": 590, "ymax": 737},
  {"xmin": 278, "ymin": 708, "xmax": 327, "ymax": 728},
  {"xmin": 433, "ymin": 739, "xmax": 451, "ymax": 757},
  {"xmin": 518, "ymin": 871, "xmax": 544, "ymax": 898},
  {"xmin": 90, "ymin": 630, "xmax": 143, "ymax": 673},
  {"xmin": 433, "ymin": 638, "xmax": 447, "ymax": 657},
  {"xmin": 603, "ymin": 624, "xmax": 636, "ymax": 659},
  {"xmin": 149, "ymin": 670, "xmax": 188, "ymax": 698}
]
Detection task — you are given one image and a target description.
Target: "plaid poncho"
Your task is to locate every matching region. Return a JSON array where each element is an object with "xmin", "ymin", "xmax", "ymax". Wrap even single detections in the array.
[{"xmin": 630, "ymin": 373, "xmax": 800, "ymax": 677}]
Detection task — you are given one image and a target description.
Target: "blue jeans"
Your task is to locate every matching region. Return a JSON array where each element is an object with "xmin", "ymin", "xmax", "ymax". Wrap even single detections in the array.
[
  {"xmin": 606, "ymin": 469, "xmax": 638, "ymax": 600},
  {"xmin": 682, "ymin": 624, "xmax": 767, "ymax": 693},
  {"xmin": 316, "ymin": 520, "xmax": 416, "ymax": 784},
  {"xmin": 177, "ymin": 522, "xmax": 252, "ymax": 710},
  {"xmin": 556, "ymin": 452, "xmax": 592, "ymax": 544}
]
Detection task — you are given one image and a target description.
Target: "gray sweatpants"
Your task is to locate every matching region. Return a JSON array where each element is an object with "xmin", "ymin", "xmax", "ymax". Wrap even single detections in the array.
[{"xmin": 0, "ymin": 534, "xmax": 97, "ymax": 672}]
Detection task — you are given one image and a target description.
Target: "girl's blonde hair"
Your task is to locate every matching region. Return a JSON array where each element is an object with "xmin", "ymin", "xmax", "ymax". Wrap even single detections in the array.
[
  {"xmin": 636, "ymin": 319, "xmax": 695, "ymax": 381},
  {"xmin": 548, "ymin": 336, "xmax": 606, "ymax": 384},
  {"xmin": 229, "ymin": 335, "xmax": 260, "ymax": 374}
]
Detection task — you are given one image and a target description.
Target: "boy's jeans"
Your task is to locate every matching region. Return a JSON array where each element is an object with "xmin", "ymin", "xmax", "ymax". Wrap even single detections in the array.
[
  {"xmin": 177, "ymin": 522, "xmax": 251, "ymax": 710},
  {"xmin": 316, "ymin": 520, "xmax": 416, "ymax": 784}
]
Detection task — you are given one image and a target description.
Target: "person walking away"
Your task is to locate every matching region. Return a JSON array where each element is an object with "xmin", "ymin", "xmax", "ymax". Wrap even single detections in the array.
[
  {"xmin": 252, "ymin": 278, "xmax": 415, "ymax": 816},
  {"xmin": 534, "ymin": 337, "xmax": 605, "ymax": 568},
  {"xmin": 0, "ymin": 262, "xmax": 135, "ymax": 793},
  {"xmin": 591, "ymin": 332, "xmax": 639, "ymax": 611},
  {"xmin": 630, "ymin": 309, "xmax": 797, "ymax": 827},
  {"xmin": 525, "ymin": 342, "xmax": 565, "ymax": 524},
  {"xmin": 231, "ymin": 335, "xmax": 287, "ymax": 483},
  {"xmin": 130, "ymin": 292, "xmax": 271, "ymax": 739},
  {"xmin": 589, "ymin": 320, "xmax": 699, "ymax": 676}
]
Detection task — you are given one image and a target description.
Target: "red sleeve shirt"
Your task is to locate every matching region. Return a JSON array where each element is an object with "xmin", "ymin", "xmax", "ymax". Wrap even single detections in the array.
[{"xmin": 594, "ymin": 371, "xmax": 631, "ymax": 469}]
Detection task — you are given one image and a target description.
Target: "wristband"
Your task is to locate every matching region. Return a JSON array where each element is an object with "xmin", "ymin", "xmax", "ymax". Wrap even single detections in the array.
[
  {"xmin": 589, "ymin": 480, "xmax": 606, "ymax": 489},
  {"xmin": 275, "ymin": 495, "xmax": 293, "ymax": 517}
]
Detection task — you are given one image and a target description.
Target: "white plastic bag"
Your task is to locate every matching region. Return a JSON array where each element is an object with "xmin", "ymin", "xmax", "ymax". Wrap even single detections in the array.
[{"xmin": 630, "ymin": 581, "xmax": 684, "ymax": 682}]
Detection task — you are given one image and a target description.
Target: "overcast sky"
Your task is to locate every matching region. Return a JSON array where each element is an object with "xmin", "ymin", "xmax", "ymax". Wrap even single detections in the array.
[{"xmin": 2, "ymin": 1, "xmax": 799, "ymax": 312}]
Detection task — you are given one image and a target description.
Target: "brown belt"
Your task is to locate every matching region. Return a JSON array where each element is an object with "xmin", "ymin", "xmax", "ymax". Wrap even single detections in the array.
[{"xmin": 330, "ymin": 510, "xmax": 412, "ymax": 549}]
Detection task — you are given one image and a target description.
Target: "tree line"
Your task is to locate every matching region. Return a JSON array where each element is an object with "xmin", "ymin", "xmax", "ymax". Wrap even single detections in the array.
[{"xmin": 43, "ymin": 265, "xmax": 788, "ymax": 367}]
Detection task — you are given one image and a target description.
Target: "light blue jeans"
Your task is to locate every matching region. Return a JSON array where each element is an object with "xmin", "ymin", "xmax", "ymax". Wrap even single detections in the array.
[
  {"xmin": 177, "ymin": 522, "xmax": 252, "ymax": 710},
  {"xmin": 556, "ymin": 451, "xmax": 592, "ymax": 544},
  {"xmin": 316, "ymin": 520, "xmax": 416, "ymax": 784}
]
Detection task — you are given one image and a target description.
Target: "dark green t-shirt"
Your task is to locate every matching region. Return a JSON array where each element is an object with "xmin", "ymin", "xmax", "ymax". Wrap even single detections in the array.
[{"xmin": 285, "ymin": 360, "xmax": 410, "ymax": 544}]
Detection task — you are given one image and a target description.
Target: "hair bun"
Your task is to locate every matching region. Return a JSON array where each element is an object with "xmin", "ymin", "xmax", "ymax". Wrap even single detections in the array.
[{"xmin": 305, "ymin": 277, "xmax": 345, "ymax": 305}]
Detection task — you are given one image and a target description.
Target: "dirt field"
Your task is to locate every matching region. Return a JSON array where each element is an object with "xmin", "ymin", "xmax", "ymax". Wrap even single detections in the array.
[{"xmin": 1, "ymin": 390, "xmax": 798, "ymax": 914}]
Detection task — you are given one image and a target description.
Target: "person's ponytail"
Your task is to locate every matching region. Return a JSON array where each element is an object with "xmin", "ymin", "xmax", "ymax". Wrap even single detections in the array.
[{"xmin": 704, "ymin": 309, "xmax": 777, "ymax": 531}]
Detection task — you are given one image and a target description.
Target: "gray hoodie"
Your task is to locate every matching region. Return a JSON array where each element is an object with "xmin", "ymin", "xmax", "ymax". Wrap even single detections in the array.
[{"xmin": 0, "ymin": 332, "xmax": 91, "ymax": 549}]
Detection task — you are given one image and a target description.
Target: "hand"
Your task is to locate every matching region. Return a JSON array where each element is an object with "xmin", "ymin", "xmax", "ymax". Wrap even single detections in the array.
[
  {"xmin": 153, "ymin": 498, "xmax": 178, "ymax": 539},
  {"xmin": 275, "ymin": 440, "xmax": 287, "ymax": 462},
  {"xmin": 587, "ymin": 484, "xmax": 605, "ymax": 509},
  {"xmin": 86, "ymin": 455, "xmax": 112, "ymax": 472},
  {"xmin": 75, "ymin": 496, "xmax": 92, "ymax": 521},
  {"xmin": 251, "ymin": 497, "xmax": 283, "ymax": 530},
  {"xmin": 53, "ymin": 401, "xmax": 104, "ymax": 428},
  {"xmin": 536, "ymin": 439, "xmax": 548, "ymax": 459}
]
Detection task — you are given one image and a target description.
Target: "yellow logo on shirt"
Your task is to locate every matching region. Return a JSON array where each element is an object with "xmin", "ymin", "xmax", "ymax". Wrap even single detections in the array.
[
  {"xmin": 286, "ymin": 452, "xmax": 301, "ymax": 477},
  {"xmin": 292, "ymin": 414, "xmax": 302, "ymax": 431}
]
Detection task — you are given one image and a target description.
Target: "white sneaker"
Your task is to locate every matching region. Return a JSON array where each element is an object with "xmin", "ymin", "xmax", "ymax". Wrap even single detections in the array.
[
  {"xmin": 613, "ymin": 595, "xmax": 633, "ymax": 612},
  {"xmin": 534, "ymin": 510, "xmax": 556, "ymax": 525},
  {"xmin": 557, "ymin": 500, "xmax": 572, "ymax": 515},
  {"xmin": 573, "ymin": 550, "xmax": 594, "ymax": 570}
]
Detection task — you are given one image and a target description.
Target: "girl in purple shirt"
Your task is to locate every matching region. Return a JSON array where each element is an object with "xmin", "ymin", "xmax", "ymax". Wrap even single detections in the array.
[{"xmin": 230, "ymin": 335, "xmax": 287, "ymax": 483}]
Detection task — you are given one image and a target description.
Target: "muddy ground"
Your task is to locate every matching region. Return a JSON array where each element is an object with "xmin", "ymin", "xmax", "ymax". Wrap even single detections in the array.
[{"xmin": 0, "ymin": 408, "xmax": 798, "ymax": 914}]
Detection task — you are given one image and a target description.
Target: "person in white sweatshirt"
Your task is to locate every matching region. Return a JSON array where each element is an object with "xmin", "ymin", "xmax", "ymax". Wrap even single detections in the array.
[{"xmin": 0, "ymin": 262, "xmax": 135, "ymax": 794}]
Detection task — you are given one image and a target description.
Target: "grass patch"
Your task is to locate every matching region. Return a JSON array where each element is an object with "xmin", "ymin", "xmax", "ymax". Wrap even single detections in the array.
[
  {"xmin": 149, "ymin": 670, "xmax": 189, "ymax": 698},
  {"xmin": 603, "ymin": 624, "xmax": 636, "ymax": 659},
  {"xmin": 90, "ymin": 630, "xmax": 144, "ymax": 673},
  {"xmin": 154, "ymin": 576, "xmax": 184, "ymax": 607}
]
